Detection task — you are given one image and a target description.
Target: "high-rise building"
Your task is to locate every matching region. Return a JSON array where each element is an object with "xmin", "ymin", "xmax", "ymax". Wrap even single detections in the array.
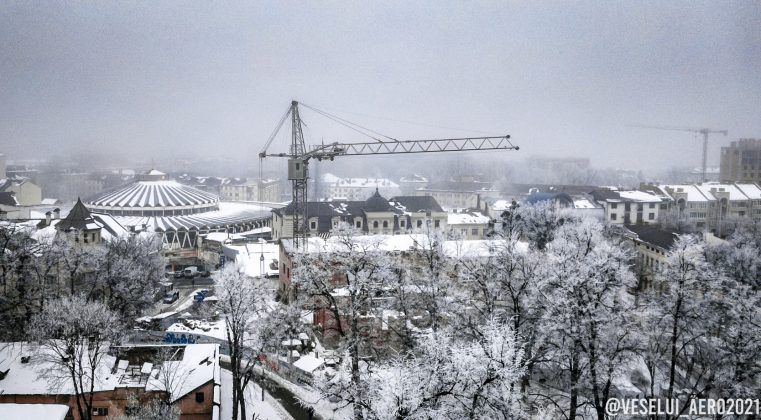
[{"xmin": 720, "ymin": 139, "xmax": 761, "ymax": 183}]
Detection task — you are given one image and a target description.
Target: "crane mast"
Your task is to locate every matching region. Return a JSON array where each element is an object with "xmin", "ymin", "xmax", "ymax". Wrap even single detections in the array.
[
  {"xmin": 635, "ymin": 125, "xmax": 728, "ymax": 182},
  {"xmin": 259, "ymin": 100, "xmax": 519, "ymax": 249}
]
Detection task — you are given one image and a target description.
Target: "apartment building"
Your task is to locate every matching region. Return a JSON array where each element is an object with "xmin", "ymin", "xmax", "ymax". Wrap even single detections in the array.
[{"xmin": 720, "ymin": 138, "xmax": 761, "ymax": 183}]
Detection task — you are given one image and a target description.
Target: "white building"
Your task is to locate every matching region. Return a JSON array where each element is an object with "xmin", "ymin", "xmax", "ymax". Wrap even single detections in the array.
[
  {"xmin": 322, "ymin": 174, "xmax": 401, "ymax": 201},
  {"xmin": 447, "ymin": 211, "xmax": 491, "ymax": 240},
  {"xmin": 590, "ymin": 189, "xmax": 669, "ymax": 225}
]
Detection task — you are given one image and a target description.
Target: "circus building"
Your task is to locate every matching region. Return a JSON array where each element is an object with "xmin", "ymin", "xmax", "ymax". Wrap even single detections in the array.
[{"xmin": 83, "ymin": 170, "xmax": 271, "ymax": 257}]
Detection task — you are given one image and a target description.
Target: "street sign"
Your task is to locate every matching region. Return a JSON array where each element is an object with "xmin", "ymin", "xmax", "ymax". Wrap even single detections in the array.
[{"xmin": 219, "ymin": 254, "xmax": 226, "ymax": 268}]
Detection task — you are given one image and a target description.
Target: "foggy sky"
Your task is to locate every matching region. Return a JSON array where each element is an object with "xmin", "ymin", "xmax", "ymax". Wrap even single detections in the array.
[{"xmin": 1, "ymin": 1, "xmax": 760, "ymax": 172}]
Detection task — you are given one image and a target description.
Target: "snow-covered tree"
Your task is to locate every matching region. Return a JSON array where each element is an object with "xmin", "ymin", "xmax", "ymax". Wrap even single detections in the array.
[
  {"xmin": 639, "ymin": 235, "xmax": 725, "ymax": 418},
  {"xmin": 291, "ymin": 222, "xmax": 398, "ymax": 419},
  {"xmin": 535, "ymin": 217, "xmax": 637, "ymax": 420},
  {"xmin": 27, "ymin": 295, "xmax": 122, "ymax": 420},
  {"xmin": 214, "ymin": 264, "xmax": 271, "ymax": 420},
  {"xmin": 88, "ymin": 234, "xmax": 165, "ymax": 323},
  {"xmin": 461, "ymin": 233, "xmax": 545, "ymax": 392},
  {"xmin": 361, "ymin": 319, "xmax": 525, "ymax": 419}
]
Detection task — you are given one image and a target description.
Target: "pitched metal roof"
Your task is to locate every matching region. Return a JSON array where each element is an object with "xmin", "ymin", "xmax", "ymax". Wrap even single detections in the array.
[{"xmin": 85, "ymin": 180, "xmax": 218, "ymax": 208}]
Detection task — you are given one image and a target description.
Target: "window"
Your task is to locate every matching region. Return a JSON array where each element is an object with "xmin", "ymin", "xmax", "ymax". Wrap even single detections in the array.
[
  {"xmin": 434, "ymin": 220, "xmax": 440, "ymax": 228},
  {"xmin": 356, "ymin": 221, "xmax": 362, "ymax": 228},
  {"xmin": 417, "ymin": 220, "xmax": 422, "ymax": 228},
  {"xmin": 92, "ymin": 408, "xmax": 108, "ymax": 416},
  {"xmin": 373, "ymin": 221, "xmax": 379, "ymax": 228},
  {"xmin": 610, "ymin": 213, "xmax": 617, "ymax": 221},
  {"xmin": 649, "ymin": 203, "xmax": 655, "ymax": 209},
  {"xmin": 471, "ymin": 228, "xmax": 479, "ymax": 236},
  {"xmin": 400, "ymin": 220, "xmax": 405, "ymax": 227},
  {"xmin": 310, "ymin": 221, "xmax": 316, "ymax": 230},
  {"xmin": 611, "ymin": 203, "xmax": 618, "ymax": 209},
  {"xmin": 196, "ymin": 391, "xmax": 205, "ymax": 403},
  {"xmin": 382, "ymin": 221, "xmax": 388, "ymax": 228},
  {"xmin": 648, "ymin": 213, "xmax": 655, "ymax": 220}
]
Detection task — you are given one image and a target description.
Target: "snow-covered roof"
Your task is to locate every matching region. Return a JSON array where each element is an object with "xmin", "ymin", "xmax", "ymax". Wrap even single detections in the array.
[
  {"xmin": 660, "ymin": 184, "xmax": 711, "ymax": 202},
  {"xmin": 146, "ymin": 343, "xmax": 220, "ymax": 402},
  {"xmin": 447, "ymin": 212, "xmax": 491, "ymax": 225},
  {"xmin": 617, "ymin": 190, "xmax": 664, "ymax": 202},
  {"xmin": 223, "ymin": 242, "xmax": 280, "ymax": 278},
  {"xmin": 695, "ymin": 183, "xmax": 751, "ymax": 201},
  {"xmin": 573, "ymin": 199, "xmax": 598, "ymax": 209},
  {"xmin": 0, "ymin": 404, "xmax": 69, "ymax": 420},
  {"xmin": 293, "ymin": 354, "xmax": 325, "ymax": 374},
  {"xmin": 40, "ymin": 198, "xmax": 59, "ymax": 205},
  {"xmin": 734, "ymin": 183, "xmax": 761, "ymax": 200}
]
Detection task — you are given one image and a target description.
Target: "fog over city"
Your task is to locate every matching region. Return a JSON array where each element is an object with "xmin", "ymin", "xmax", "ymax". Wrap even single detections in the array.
[
  {"xmin": 2, "ymin": 2, "xmax": 760, "ymax": 174},
  {"xmin": 3, "ymin": 3, "xmax": 761, "ymax": 420}
]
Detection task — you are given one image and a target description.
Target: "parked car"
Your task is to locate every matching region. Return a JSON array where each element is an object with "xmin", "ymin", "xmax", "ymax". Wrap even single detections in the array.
[
  {"xmin": 163, "ymin": 291, "xmax": 179, "ymax": 304},
  {"xmin": 173, "ymin": 271, "xmax": 184, "ymax": 279},
  {"xmin": 183, "ymin": 266, "xmax": 199, "ymax": 278}
]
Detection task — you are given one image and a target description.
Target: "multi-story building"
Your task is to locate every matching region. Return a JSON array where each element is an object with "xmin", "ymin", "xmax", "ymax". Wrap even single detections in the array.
[
  {"xmin": 219, "ymin": 178, "xmax": 282, "ymax": 202},
  {"xmin": 643, "ymin": 182, "xmax": 761, "ymax": 234},
  {"xmin": 590, "ymin": 189, "xmax": 670, "ymax": 225},
  {"xmin": 415, "ymin": 180, "xmax": 498, "ymax": 209},
  {"xmin": 322, "ymin": 175, "xmax": 401, "ymax": 201},
  {"xmin": 720, "ymin": 138, "xmax": 761, "ymax": 183},
  {"xmin": 271, "ymin": 192, "xmax": 447, "ymax": 241}
]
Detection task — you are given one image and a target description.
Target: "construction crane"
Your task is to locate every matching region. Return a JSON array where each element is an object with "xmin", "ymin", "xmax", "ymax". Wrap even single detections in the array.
[
  {"xmin": 259, "ymin": 100, "xmax": 519, "ymax": 249},
  {"xmin": 635, "ymin": 125, "xmax": 728, "ymax": 182}
]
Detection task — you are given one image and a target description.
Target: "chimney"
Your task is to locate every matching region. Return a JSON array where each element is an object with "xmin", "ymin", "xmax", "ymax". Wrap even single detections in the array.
[
  {"xmin": 45, "ymin": 211, "xmax": 51, "ymax": 226},
  {"xmin": 476, "ymin": 194, "xmax": 481, "ymax": 211},
  {"xmin": 53, "ymin": 208, "xmax": 60, "ymax": 219}
]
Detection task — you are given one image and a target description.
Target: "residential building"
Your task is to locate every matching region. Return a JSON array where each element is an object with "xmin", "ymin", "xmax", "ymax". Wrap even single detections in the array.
[
  {"xmin": 0, "ymin": 177, "xmax": 42, "ymax": 206},
  {"xmin": 645, "ymin": 182, "xmax": 761, "ymax": 233},
  {"xmin": 623, "ymin": 224, "xmax": 678, "ymax": 291},
  {"xmin": 271, "ymin": 191, "xmax": 447, "ymax": 241},
  {"xmin": 447, "ymin": 210, "xmax": 491, "ymax": 240},
  {"xmin": 590, "ymin": 189, "xmax": 670, "ymax": 225},
  {"xmin": 720, "ymin": 138, "xmax": 761, "ymax": 183},
  {"xmin": 54, "ymin": 198, "xmax": 128, "ymax": 245},
  {"xmin": 0, "ymin": 343, "xmax": 221, "ymax": 420}
]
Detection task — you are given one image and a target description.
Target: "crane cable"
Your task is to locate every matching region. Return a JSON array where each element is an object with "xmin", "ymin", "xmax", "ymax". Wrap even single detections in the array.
[{"xmin": 300, "ymin": 102, "xmax": 399, "ymax": 143}]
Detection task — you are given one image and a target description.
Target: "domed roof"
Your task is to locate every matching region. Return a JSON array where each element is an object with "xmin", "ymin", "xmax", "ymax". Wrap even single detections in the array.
[
  {"xmin": 86, "ymin": 179, "xmax": 218, "ymax": 208},
  {"xmin": 363, "ymin": 189, "xmax": 393, "ymax": 212}
]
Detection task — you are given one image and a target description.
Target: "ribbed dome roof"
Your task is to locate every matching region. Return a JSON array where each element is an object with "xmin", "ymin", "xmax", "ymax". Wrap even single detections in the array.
[{"xmin": 86, "ymin": 180, "xmax": 218, "ymax": 208}]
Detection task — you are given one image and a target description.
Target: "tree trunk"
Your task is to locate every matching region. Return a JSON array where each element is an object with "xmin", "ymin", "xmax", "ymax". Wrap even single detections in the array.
[{"xmin": 668, "ymin": 297, "xmax": 682, "ymax": 401}]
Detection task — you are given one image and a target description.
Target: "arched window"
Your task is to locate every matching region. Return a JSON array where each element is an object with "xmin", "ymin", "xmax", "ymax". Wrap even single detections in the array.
[
  {"xmin": 382, "ymin": 221, "xmax": 388, "ymax": 228},
  {"xmin": 373, "ymin": 221, "xmax": 379, "ymax": 228}
]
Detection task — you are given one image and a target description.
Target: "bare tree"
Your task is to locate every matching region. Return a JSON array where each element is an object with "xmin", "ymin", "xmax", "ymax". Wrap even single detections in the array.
[{"xmin": 27, "ymin": 295, "xmax": 122, "ymax": 420}]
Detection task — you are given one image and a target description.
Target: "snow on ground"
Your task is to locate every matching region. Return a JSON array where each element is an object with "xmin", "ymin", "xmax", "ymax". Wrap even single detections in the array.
[
  {"xmin": 224, "ymin": 242, "xmax": 280, "ymax": 278},
  {"xmin": 256, "ymin": 366, "xmax": 353, "ymax": 420},
  {"xmin": 221, "ymin": 369, "xmax": 293, "ymax": 420}
]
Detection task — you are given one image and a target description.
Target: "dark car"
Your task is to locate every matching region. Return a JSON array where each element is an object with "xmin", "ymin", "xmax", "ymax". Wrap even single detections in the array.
[{"xmin": 163, "ymin": 291, "xmax": 180, "ymax": 304}]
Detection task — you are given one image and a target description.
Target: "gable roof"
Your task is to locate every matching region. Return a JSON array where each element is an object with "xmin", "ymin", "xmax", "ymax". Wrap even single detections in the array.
[{"xmin": 0, "ymin": 191, "xmax": 18, "ymax": 206}]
